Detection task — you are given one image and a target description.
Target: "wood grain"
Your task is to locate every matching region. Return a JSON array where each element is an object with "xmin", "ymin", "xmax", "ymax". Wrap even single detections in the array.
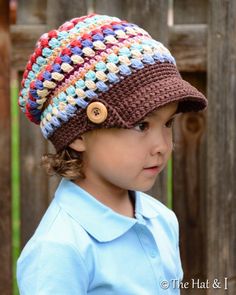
[
  {"xmin": 173, "ymin": 73, "xmax": 207, "ymax": 295},
  {"xmin": 207, "ymin": 0, "xmax": 236, "ymax": 293},
  {"xmin": 168, "ymin": 25, "xmax": 207, "ymax": 72},
  {"xmin": 47, "ymin": 0, "xmax": 87, "ymax": 29},
  {"xmin": 95, "ymin": 0, "xmax": 168, "ymax": 44},
  {"xmin": 17, "ymin": 2, "xmax": 49, "ymax": 248},
  {"xmin": 173, "ymin": 0, "xmax": 208, "ymax": 24},
  {"xmin": 11, "ymin": 25, "xmax": 46, "ymax": 70},
  {"xmin": 172, "ymin": 2, "xmax": 208, "ymax": 295},
  {"xmin": 0, "ymin": 0, "xmax": 12, "ymax": 294},
  {"xmin": 17, "ymin": 0, "xmax": 47, "ymax": 25}
]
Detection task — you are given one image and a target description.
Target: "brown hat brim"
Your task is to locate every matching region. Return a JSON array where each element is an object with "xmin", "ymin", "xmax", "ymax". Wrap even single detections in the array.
[
  {"xmin": 98, "ymin": 62, "xmax": 207, "ymax": 126},
  {"xmin": 50, "ymin": 62, "xmax": 207, "ymax": 151}
]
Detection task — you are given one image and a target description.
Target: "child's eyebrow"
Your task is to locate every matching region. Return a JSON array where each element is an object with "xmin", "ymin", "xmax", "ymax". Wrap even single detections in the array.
[{"xmin": 168, "ymin": 111, "xmax": 178, "ymax": 119}]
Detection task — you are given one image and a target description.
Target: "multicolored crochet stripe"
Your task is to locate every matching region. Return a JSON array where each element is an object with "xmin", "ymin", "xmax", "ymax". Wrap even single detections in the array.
[{"xmin": 18, "ymin": 14, "xmax": 176, "ymax": 139}]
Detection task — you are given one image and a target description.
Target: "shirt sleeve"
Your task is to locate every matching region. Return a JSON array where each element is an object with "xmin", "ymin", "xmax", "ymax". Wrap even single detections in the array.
[{"xmin": 17, "ymin": 240, "xmax": 89, "ymax": 295}]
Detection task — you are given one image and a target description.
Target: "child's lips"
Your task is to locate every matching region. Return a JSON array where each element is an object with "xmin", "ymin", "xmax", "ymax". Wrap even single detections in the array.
[{"xmin": 143, "ymin": 165, "xmax": 162, "ymax": 174}]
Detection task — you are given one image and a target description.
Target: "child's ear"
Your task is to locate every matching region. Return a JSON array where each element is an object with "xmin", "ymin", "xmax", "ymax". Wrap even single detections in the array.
[{"xmin": 69, "ymin": 137, "xmax": 86, "ymax": 152}]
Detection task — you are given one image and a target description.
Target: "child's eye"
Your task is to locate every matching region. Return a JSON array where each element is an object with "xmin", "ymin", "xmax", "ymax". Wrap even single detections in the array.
[
  {"xmin": 133, "ymin": 121, "xmax": 149, "ymax": 132},
  {"xmin": 165, "ymin": 118, "xmax": 175, "ymax": 128}
]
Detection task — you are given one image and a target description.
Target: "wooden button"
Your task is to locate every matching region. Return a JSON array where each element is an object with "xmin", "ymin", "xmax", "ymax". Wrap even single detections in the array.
[{"xmin": 86, "ymin": 102, "xmax": 108, "ymax": 124}]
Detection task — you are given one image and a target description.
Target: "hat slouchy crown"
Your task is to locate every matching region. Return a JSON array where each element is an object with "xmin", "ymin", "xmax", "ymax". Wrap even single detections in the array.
[{"xmin": 18, "ymin": 14, "xmax": 207, "ymax": 151}]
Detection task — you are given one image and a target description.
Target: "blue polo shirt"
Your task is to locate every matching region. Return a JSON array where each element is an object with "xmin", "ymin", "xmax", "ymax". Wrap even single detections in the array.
[{"xmin": 17, "ymin": 178, "xmax": 183, "ymax": 294}]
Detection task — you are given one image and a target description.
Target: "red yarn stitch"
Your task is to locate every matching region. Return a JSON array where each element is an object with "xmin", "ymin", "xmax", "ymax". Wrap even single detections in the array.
[
  {"xmin": 30, "ymin": 81, "xmax": 35, "ymax": 88},
  {"xmin": 26, "ymin": 62, "xmax": 32, "ymax": 71},
  {"xmin": 91, "ymin": 29, "xmax": 103, "ymax": 35},
  {"xmin": 61, "ymin": 48, "xmax": 72, "ymax": 56},
  {"xmin": 31, "ymin": 54, "xmax": 37, "ymax": 64},
  {"xmin": 40, "ymin": 38, "xmax": 49, "ymax": 47},
  {"xmin": 81, "ymin": 33, "xmax": 92, "ymax": 40},
  {"xmin": 35, "ymin": 48, "xmax": 42, "ymax": 56},
  {"xmin": 101, "ymin": 24, "xmax": 112, "ymax": 30},
  {"xmin": 23, "ymin": 71, "xmax": 28, "ymax": 79},
  {"xmin": 70, "ymin": 40, "xmax": 82, "ymax": 47},
  {"xmin": 45, "ymin": 65, "xmax": 52, "ymax": 72},
  {"xmin": 48, "ymin": 30, "xmax": 58, "ymax": 39},
  {"xmin": 54, "ymin": 57, "xmax": 62, "ymax": 64},
  {"xmin": 37, "ymin": 73, "xmax": 44, "ymax": 81},
  {"xmin": 59, "ymin": 21, "xmax": 74, "ymax": 31}
]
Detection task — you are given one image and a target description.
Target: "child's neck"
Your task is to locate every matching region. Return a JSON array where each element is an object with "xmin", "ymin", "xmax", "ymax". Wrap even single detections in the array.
[{"xmin": 74, "ymin": 178, "xmax": 135, "ymax": 218}]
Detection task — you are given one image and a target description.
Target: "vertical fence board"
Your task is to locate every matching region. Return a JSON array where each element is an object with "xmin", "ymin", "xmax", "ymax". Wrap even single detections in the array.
[
  {"xmin": 17, "ymin": 0, "xmax": 47, "ymax": 25},
  {"xmin": 17, "ymin": 1, "xmax": 49, "ymax": 247},
  {"xmin": 207, "ymin": 0, "xmax": 236, "ymax": 294},
  {"xmin": 173, "ymin": 73, "xmax": 207, "ymax": 295},
  {"xmin": 94, "ymin": 0, "xmax": 124, "ymax": 19},
  {"xmin": 172, "ymin": 1, "xmax": 208, "ymax": 294},
  {"xmin": 94, "ymin": 0, "xmax": 169, "ymax": 203},
  {"xmin": 47, "ymin": 0, "xmax": 87, "ymax": 29},
  {"xmin": 19, "ymin": 112, "xmax": 49, "ymax": 247},
  {"xmin": 173, "ymin": 0, "xmax": 208, "ymax": 24},
  {"xmin": 0, "ymin": 0, "xmax": 12, "ymax": 294},
  {"xmin": 95, "ymin": 0, "xmax": 168, "ymax": 44},
  {"xmin": 173, "ymin": 117, "xmax": 207, "ymax": 295},
  {"xmin": 168, "ymin": 25, "xmax": 207, "ymax": 72}
]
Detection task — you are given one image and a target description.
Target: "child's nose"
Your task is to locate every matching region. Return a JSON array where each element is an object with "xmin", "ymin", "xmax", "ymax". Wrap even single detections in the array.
[{"xmin": 150, "ymin": 130, "xmax": 171, "ymax": 156}]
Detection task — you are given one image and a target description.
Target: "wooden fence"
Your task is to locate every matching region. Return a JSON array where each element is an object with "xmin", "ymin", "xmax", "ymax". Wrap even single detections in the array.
[{"xmin": 0, "ymin": 0, "xmax": 236, "ymax": 294}]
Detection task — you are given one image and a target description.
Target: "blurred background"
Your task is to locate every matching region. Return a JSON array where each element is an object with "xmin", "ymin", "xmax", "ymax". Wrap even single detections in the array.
[{"xmin": 0, "ymin": 0, "xmax": 236, "ymax": 294}]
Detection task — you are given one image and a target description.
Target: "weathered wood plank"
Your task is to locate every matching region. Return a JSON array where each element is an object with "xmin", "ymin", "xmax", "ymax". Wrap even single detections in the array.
[
  {"xmin": 0, "ymin": 0, "xmax": 12, "ymax": 293},
  {"xmin": 94, "ymin": 0, "xmax": 124, "ymax": 19},
  {"xmin": 10, "ymin": 24, "xmax": 46, "ymax": 70},
  {"xmin": 172, "ymin": 5, "xmax": 208, "ymax": 294},
  {"xmin": 173, "ymin": 0, "xmax": 208, "ymax": 24},
  {"xmin": 19, "ymin": 111, "xmax": 49, "ymax": 247},
  {"xmin": 47, "ymin": 0, "xmax": 87, "ymax": 29},
  {"xmin": 95, "ymin": 0, "xmax": 168, "ymax": 44},
  {"xmin": 17, "ymin": 0, "xmax": 47, "ymax": 25},
  {"xmin": 17, "ymin": 6, "xmax": 49, "ymax": 246},
  {"xmin": 168, "ymin": 25, "xmax": 207, "ymax": 72},
  {"xmin": 173, "ymin": 73, "xmax": 207, "ymax": 295},
  {"xmin": 207, "ymin": 0, "xmax": 236, "ymax": 293}
]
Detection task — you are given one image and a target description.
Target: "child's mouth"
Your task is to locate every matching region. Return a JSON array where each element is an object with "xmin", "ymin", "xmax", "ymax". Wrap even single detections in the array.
[{"xmin": 143, "ymin": 165, "xmax": 161, "ymax": 174}]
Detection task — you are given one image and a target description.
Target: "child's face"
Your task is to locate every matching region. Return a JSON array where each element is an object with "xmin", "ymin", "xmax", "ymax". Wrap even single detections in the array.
[{"xmin": 74, "ymin": 102, "xmax": 178, "ymax": 192}]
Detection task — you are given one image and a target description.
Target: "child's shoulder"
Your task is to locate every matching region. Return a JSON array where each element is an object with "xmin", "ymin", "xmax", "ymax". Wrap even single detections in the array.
[
  {"xmin": 139, "ymin": 191, "xmax": 174, "ymax": 214},
  {"xmin": 18, "ymin": 197, "xmax": 91, "ymax": 267},
  {"xmin": 138, "ymin": 191, "xmax": 179, "ymax": 228}
]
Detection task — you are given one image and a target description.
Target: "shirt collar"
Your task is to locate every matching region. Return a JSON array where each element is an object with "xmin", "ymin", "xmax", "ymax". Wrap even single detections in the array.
[{"xmin": 55, "ymin": 178, "xmax": 159, "ymax": 242}]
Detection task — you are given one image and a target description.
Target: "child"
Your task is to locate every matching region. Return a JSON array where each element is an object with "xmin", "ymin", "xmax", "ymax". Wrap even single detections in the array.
[{"xmin": 17, "ymin": 14, "xmax": 207, "ymax": 294}]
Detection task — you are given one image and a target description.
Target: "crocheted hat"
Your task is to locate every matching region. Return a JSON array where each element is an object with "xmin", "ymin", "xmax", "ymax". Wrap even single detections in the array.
[{"xmin": 18, "ymin": 14, "xmax": 207, "ymax": 151}]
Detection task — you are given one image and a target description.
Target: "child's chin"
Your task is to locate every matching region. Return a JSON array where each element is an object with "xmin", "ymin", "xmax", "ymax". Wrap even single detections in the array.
[{"xmin": 133, "ymin": 181, "xmax": 156, "ymax": 193}]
